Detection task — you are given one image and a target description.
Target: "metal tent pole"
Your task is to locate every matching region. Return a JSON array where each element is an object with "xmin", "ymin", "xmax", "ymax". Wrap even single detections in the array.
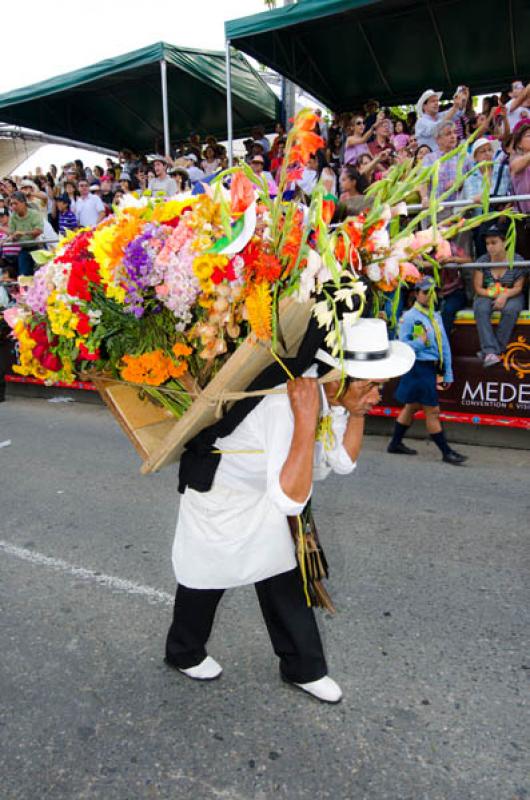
[
  {"xmin": 225, "ymin": 39, "xmax": 234, "ymax": 167},
  {"xmin": 160, "ymin": 59, "xmax": 171, "ymax": 158}
]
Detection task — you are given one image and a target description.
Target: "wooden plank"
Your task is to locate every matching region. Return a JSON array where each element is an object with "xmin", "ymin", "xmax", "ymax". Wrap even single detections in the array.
[{"xmin": 141, "ymin": 298, "xmax": 313, "ymax": 473}]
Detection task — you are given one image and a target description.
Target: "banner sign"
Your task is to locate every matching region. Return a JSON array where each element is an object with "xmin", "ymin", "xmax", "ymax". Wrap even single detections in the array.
[{"xmin": 379, "ymin": 319, "xmax": 530, "ymax": 428}]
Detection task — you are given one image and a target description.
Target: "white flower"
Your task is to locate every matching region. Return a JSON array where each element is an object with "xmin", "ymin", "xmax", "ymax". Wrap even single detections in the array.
[
  {"xmin": 367, "ymin": 263, "xmax": 382, "ymax": 282},
  {"xmin": 312, "ymin": 300, "xmax": 334, "ymax": 329}
]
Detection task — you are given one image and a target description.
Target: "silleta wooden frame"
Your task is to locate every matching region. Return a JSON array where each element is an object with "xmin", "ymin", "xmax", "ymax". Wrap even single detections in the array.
[{"xmin": 93, "ymin": 299, "xmax": 314, "ymax": 474}]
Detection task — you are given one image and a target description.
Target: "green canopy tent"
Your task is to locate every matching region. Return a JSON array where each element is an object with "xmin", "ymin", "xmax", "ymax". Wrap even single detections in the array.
[
  {"xmin": 225, "ymin": 0, "xmax": 530, "ymax": 111},
  {"xmin": 0, "ymin": 42, "xmax": 280, "ymax": 156}
]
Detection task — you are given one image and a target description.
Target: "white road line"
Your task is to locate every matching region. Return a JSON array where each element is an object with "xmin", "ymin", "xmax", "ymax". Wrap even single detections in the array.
[{"xmin": 0, "ymin": 540, "xmax": 174, "ymax": 606}]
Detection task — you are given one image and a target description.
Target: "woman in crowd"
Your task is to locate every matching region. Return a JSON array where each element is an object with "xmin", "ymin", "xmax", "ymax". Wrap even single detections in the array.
[
  {"xmin": 510, "ymin": 121, "xmax": 530, "ymax": 257},
  {"xmin": 338, "ymin": 165, "xmax": 372, "ymax": 213},
  {"xmin": 473, "ymin": 224, "xmax": 526, "ymax": 367},
  {"xmin": 64, "ymin": 179, "xmax": 78, "ymax": 205},
  {"xmin": 344, "ymin": 112, "xmax": 383, "ymax": 166},
  {"xmin": 327, "ymin": 132, "xmax": 343, "ymax": 176},
  {"xmin": 201, "ymin": 146, "xmax": 221, "ymax": 176},
  {"xmin": 270, "ymin": 139, "xmax": 286, "ymax": 181},
  {"xmin": 412, "ymin": 144, "xmax": 432, "ymax": 166}
]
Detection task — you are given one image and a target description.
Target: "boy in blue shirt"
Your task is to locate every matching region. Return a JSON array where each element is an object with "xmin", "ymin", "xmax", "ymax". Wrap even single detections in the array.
[
  {"xmin": 56, "ymin": 194, "xmax": 78, "ymax": 236},
  {"xmin": 387, "ymin": 277, "xmax": 468, "ymax": 465}
]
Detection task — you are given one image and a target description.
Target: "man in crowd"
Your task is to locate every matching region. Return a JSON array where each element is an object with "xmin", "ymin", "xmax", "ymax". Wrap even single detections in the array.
[
  {"xmin": 415, "ymin": 87, "xmax": 468, "ymax": 151},
  {"xmin": 73, "ymin": 179, "xmax": 105, "ymax": 227},
  {"xmin": 148, "ymin": 156, "xmax": 177, "ymax": 196},
  {"xmin": 181, "ymin": 154, "xmax": 205, "ymax": 187},
  {"xmin": 506, "ymin": 80, "xmax": 530, "ymax": 131},
  {"xmin": 99, "ymin": 175, "xmax": 115, "ymax": 207},
  {"xmin": 8, "ymin": 193, "xmax": 43, "ymax": 276},
  {"xmin": 367, "ymin": 117, "xmax": 394, "ymax": 170},
  {"xmin": 420, "ymin": 121, "xmax": 473, "ymax": 203}
]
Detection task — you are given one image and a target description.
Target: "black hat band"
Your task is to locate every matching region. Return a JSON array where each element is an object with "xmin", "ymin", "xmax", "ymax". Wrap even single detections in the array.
[{"xmin": 342, "ymin": 348, "xmax": 389, "ymax": 361}]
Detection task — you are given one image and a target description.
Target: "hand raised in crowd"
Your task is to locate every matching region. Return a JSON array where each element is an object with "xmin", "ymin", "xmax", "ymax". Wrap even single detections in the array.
[{"xmin": 287, "ymin": 377, "xmax": 320, "ymax": 430}]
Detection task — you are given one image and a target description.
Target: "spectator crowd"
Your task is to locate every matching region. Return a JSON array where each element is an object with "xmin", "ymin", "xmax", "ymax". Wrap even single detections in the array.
[{"xmin": 1, "ymin": 79, "xmax": 530, "ymax": 369}]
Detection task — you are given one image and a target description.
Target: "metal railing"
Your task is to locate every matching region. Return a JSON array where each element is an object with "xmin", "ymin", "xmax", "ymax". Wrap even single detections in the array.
[{"xmin": 405, "ymin": 193, "xmax": 530, "ymax": 212}]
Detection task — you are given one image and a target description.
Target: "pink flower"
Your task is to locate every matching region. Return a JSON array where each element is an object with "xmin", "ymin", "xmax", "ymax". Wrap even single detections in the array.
[
  {"xmin": 435, "ymin": 239, "xmax": 452, "ymax": 260},
  {"xmin": 400, "ymin": 262, "xmax": 421, "ymax": 283},
  {"xmin": 3, "ymin": 307, "xmax": 21, "ymax": 329}
]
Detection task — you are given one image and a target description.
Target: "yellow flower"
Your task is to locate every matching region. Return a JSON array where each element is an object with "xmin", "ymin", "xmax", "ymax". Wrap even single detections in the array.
[{"xmin": 245, "ymin": 282, "xmax": 272, "ymax": 341}]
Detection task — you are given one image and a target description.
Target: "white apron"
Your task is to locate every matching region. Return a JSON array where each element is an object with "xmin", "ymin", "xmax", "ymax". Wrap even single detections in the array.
[{"xmin": 172, "ymin": 484, "xmax": 296, "ymax": 589}]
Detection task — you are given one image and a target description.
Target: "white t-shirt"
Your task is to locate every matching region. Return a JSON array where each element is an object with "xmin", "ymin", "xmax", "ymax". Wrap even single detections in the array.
[
  {"xmin": 148, "ymin": 175, "xmax": 177, "ymax": 196},
  {"xmin": 507, "ymin": 98, "xmax": 530, "ymax": 131},
  {"xmin": 73, "ymin": 194, "xmax": 105, "ymax": 227}
]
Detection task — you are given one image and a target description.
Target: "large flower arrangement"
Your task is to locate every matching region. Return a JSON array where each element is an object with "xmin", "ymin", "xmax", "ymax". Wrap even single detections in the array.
[{"xmin": 5, "ymin": 111, "xmax": 518, "ymax": 416}]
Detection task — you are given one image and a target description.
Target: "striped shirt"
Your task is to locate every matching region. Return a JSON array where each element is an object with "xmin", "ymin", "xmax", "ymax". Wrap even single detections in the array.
[{"xmin": 58, "ymin": 209, "xmax": 78, "ymax": 235}]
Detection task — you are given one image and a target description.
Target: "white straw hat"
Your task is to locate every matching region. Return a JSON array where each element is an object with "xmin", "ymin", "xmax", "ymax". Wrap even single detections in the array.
[
  {"xmin": 416, "ymin": 89, "xmax": 443, "ymax": 118},
  {"xmin": 315, "ymin": 317, "xmax": 415, "ymax": 380}
]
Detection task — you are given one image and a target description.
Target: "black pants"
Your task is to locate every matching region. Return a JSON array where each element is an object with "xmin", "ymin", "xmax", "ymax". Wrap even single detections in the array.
[{"xmin": 165, "ymin": 567, "xmax": 327, "ymax": 684}]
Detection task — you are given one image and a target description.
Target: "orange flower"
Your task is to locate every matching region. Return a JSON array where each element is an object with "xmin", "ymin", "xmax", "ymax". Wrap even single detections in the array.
[
  {"xmin": 173, "ymin": 342, "xmax": 193, "ymax": 358},
  {"xmin": 231, "ymin": 171, "xmax": 255, "ymax": 214},
  {"xmin": 245, "ymin": 282, "xmax": 272, "ymax": 341}
]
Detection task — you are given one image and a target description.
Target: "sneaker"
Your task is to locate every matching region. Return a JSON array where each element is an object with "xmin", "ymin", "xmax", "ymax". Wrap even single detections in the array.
[
  {"xmin": 387, "ymin": 442, "xmax": 417, "ymax": 455},
  {"xmin": 483, "ymin": 353, "xmax": 501, "ymax": 368},
  {"xmin": 443, "ymin": 450, "xmax": 468, "ymax": 465},
  {"xmin": 166, "ymin": 655, "xmax": 223, "ymax": 681},
  {"xmin": 282, "ymin": 674, "xmax": 342, "ymax": 704}
]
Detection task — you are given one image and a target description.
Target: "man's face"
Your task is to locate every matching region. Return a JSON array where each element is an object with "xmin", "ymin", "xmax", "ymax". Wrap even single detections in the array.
[
  {"xmin": 78, "ymin": 180, "xmax": 89, "ymax": 197},
  {"xmin": 21, "ymin": 185, "xmax": 33, "ymax": 198},
  {"xmin": 101, "ymin": 179, "xmax": 111, "ymax": 192},
  {"xmin": 153, "ymin": 160, "xmax": 165, "ymax": 177},
  {"xmin": 56, "ymin": 200, "xmax": 67, "ymax": 213},
  {"xmin": 424, "ymin": 95, "xmax": 439, "ymax": 115},
  {"xmin": 485, "ymin": 236, "xmax": 505, "ymax": 258},
  {"xmin": 511, "ymin": 81, "xmax": 524, "ymax": 99},
  {"xmin": 11, "ymin": 199, "xmax": 25, "ymax": 215},
  {"xmin": 251, "ymin": 159, "xmax": 264, "ymax": 175},
  {"xmin": 436, "ymin": 125, "xmax": 457, "ymax": 152}
]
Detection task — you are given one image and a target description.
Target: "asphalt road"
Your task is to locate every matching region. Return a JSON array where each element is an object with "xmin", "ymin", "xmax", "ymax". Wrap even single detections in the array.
[{"xmin": 1, "ymin": 396, "xmax": 529, "ymax": 800}]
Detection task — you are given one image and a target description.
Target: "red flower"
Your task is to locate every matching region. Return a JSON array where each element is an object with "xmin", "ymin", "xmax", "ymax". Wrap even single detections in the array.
[
  {"xmin": 75, "ymin": 312, "xmax": 91, "ymax": 336},
  {"xmin": 41, "ymin": 352, "xmax": 62, "ymax": 372},
  {"xmin": 210, "ymin": 267, "xmax": 225, "ymax": 285},
  {"xmin": 78, "ymin": 342, "xmax": 100, "ymax": 361}
]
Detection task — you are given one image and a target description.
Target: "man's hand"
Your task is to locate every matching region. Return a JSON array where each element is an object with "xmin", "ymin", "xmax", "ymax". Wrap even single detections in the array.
[{"xmin": 287, "ymin": 377, "xmax": 320, "ymax": 431}]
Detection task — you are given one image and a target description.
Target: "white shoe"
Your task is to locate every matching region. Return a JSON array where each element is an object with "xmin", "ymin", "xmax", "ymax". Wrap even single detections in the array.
[
  {"xmin": 291, "ymin": 675, "xmax": 343, "ymax": 704},
  {"xmin": 483, "ymin": 353, "xmax": 501, "ymax": 367},
  {"xmin": 178, "ymin": 656, "xmax": 223, "ymax": 681}
]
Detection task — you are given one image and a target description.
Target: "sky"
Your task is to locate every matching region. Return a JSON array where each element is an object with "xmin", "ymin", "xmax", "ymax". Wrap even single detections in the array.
[{"xmin": 2, "ymin": 0, "xmax": 268, "ymax": 174}]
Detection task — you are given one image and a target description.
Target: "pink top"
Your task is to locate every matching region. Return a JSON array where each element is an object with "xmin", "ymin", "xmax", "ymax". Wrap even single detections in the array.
[
  {"xmin": 510, "ymin": 158, "xmax": 530, "ymax": 213},
  {"xmin": 344, "ymin": 142, "xmax": 369, "ymax": 165},
  {"xmin": 392, "ymin": 133, "xmax": 410, "ymax": 151}
]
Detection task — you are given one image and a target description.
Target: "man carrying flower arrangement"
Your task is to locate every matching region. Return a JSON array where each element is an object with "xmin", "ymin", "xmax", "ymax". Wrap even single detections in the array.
[{"xmin": 165, "ymin": 317, "xmax": 414, "ymax": 704}]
